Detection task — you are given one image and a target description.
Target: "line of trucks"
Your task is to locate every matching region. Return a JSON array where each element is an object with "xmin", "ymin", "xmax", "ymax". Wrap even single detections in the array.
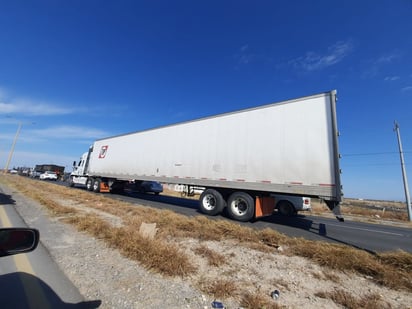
[{"xmin": 69, "ymin": 91, "xmax": 343, "ymax": 222}]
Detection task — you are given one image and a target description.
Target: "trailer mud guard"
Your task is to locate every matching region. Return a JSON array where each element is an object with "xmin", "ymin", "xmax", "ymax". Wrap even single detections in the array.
[
  {"xmin": 100, "ymin": 182, "xmax": 110, "ymax": 193},
  {"xmin": 255, "ymin": 196, "xmax": 276, "ymax": 218}
]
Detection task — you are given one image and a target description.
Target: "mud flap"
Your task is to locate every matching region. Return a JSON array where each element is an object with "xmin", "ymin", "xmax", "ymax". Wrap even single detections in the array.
[
  {"xmin": 255, "ymin": 196, "xmax": 276, "ymax": 218},
  {"xmin": 100, "ymin": 182, "xmax": 110, "ymax": 193},
  {"xmin": 325, "ymin": 201, "xmax": 344, "ymax": 222}
]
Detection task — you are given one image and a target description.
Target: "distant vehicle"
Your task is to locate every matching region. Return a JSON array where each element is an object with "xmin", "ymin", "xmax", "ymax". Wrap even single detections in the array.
[
  {"xmin": 137, "ymin": 181, "xmax": 163, "ymax": 195},
  {"xmin": 33, "ymin": 164, "xmax": 65, "ymax": 179},
  {"xmin": 0, "ymin": 228, "xmax": 39, "ymax": 257},
  {"xmin": 21, "ymin": 169, "xmax": 30, "ymax": 176},
  {"xmin": 30, "ymin": 170, "xmax": 42, "ymax": 178},
  {"xmin": 70, "ymin": 91, "xmax": 343, "ymax": 222},
  {"xmin": 40, "ymin": 171, "xmax": 58, "ymax": 181},
  {"xmin": 9, "ymin": 169, "xmax": 18, "ymax": 174}
]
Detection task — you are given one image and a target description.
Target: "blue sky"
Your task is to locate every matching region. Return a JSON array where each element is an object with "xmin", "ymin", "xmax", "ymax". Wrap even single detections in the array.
[{"xmin": 0, "ymin": 1, "xmax": 411, "ymax": 201}]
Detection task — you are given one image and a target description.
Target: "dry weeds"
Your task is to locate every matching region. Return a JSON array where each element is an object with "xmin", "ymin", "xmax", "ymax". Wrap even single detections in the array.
[
  {"xmin": 311, "ymin": 198, "xmax": 410, "ymax": 222},
  {"xmin": 197, "ymin": 278, "xmax": 237, "ymax": 299},
  {"xmin": 240, "ymin": 291, "xmax": 284, "ymax": 309},
  {"xmin": 1, "ymin": 174, "xmax": 412, "ymax": 307},
  {"xmin": 286, "ymin": 239, "xmax": 412, "ymax": 291},
  {"xmin": 194, "ymin": 245, "xmax": 226, "ymax": 267},
  {"xmin": 315, "ymin": 289, "xmax": 392, "ymax": 309}
]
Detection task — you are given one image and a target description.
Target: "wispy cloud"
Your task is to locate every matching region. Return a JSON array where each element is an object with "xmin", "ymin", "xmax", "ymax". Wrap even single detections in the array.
[
  {"xmin": 401, "ymin": 86, "xmax": 412, "ymax": 92},
  {"xmin": 0, "ymin": 149, "xmax": 77, "ymax": 168},
  {"xmin": 362, "ymin": 51, "xmax": 402, "ymax": 79},
  {"xmin": 0, "ymin": 88, "xmax": 76, "ymax": 116},
  {"xmin": 377, "ymin": 52, "xmax": 401, "ymax": 64},
  {"xmin": 31, "ymin": 125, "xmax": 110, "ymax": 139},
  {"xmin": 234, "ymin": 44, "xmax": 257, "ymax": 66},
  {"xmin": 289, "ymin": 40, "xmax": 354, "ymax": 72},
  {"xmin": 0, "ymin": 99, "xmax": 74, "ymax": 116},
  {"xmin": 0, "ymin": 125, "xmax": 110, "ymax": 144},
  {"xmin": 384, "ymin": 76, "xmax": 400, "ymax": 81}
]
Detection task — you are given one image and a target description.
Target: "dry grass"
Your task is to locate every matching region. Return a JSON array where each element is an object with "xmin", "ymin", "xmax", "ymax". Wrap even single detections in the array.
[
  {"xmin": 315, "ymin": 290, "xmax": 392, "ymax": 309},
  {"xmin": 240, "ymin": 291, "xmax": 285, "ymax": 309},
  {"xmin": 286, "ymin": 239, "xmax": 412, "ymax": 291},
  {"xmin": 311, "ymin": 198, "xmax": 410, "ymax": 222},
  {"xmin": 311, "ymin": 270, "xmax": 341, "ymax": 283},
  {"xmin": 197, "ymin": 278, "xmax": 237, "ymax": 299},
  {"xmin": 194, "ymin": 244, "xmax": 226, "ymax": 267},
  {"xmin": 1, "ymin": 174, "xmax": 412, "ymax": 304},
  {"xmin": 64, "ymin": 210, "xmax": 197, "ymax": 277}
]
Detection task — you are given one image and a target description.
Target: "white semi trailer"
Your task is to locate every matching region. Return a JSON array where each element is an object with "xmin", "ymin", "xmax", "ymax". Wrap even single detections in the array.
[{"xmin": 70, "ymin": 90, "xmax": 343, "ymax": 222}]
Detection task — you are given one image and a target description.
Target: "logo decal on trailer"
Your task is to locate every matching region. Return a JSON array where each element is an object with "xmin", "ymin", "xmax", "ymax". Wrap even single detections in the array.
[{"xmin": 99, "ymin": 145, "xmax": 108, "ymax": 158}]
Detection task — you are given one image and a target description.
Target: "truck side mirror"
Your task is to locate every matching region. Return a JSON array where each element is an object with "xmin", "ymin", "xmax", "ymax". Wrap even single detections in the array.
[
  {"xmin": 0, "ymin": 228, "xmax": 40, "ymax": 257},
  {"xmin": 73, "ymin": 161, "xmax": 76, "ymax": 167}
]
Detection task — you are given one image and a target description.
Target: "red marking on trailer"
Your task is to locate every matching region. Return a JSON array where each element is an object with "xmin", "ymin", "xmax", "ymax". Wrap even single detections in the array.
[
  {"xmin": 260, "ymin": 180, "xmax": 271, "ymax": 183},
  {"xmin": 98, "ymin": 145, "xmax": 109, "ymax": 158},
  {"xmin": 219, "ymin": 178, "xmax": 227, "ymax": 181},
  {"xmin": 236, "ymin": 179, "xmax": 245, "ymax": 182}
]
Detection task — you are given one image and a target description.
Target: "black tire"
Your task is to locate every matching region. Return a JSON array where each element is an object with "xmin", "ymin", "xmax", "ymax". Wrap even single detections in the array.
[
  {"xmin": 277, "ymin": 201, "xmax": 296, "ymax": 216},
  {"xmin": 86, "ymin": 178, "xmax": 94, "ymax": 191},
  {"xmin": 93, "ymin": 178, "xmax": 101, "ymax": 193},
  {"xmin": 227, "ymin": 192, "xmax": 255, "ymax": 222},
  {"xmin": 199, "ymin": 189, "xmax": 226, "ymax": 216}
]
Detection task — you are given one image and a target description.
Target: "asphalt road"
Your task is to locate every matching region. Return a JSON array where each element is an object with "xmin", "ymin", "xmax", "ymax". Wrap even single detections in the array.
[
  {"xmin": 111, "ymin": 189, "xmax": 412, "ymax": 253},
  {"xmin": 0, "ymin": 186, "xmax": 101, "ymax": 309}
]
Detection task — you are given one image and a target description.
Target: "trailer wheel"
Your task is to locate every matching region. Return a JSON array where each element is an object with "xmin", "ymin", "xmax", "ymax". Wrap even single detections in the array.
[
  {"xmin": 86, "ymin": 178, "xmax": 94, "ymax": 191},
  {"xmin": 277, "ymin": 201, "xmax": 296, "ymax": 216},
  {"xmin": 199, "ymin": 189, "xmax": 225, "ymax": 216},
  {"xmin": 93, "ymin": 179, "xmax": 101, "ymax": 193},
  {"xmin": 227, "ymin": 192, "xmax": 255, "ymax": 222}
]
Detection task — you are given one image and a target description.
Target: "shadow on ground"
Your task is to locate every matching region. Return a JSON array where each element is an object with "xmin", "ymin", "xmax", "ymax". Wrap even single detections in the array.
[{"xmin": 0, "ymin": 272, "xmax": 101, "ymax": 308}]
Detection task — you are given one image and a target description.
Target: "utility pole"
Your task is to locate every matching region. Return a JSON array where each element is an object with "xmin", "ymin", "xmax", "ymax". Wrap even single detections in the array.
[
  {"xmin": 4, "ymin": 122, "xmax": 22, "ymax": 173},
  {"xmin": 394, "ymin": 121, "xmax": 412, "ymax": 221}
]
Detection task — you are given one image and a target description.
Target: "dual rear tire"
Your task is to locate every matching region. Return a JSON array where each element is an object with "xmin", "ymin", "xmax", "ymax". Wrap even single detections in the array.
[
  {"xmin": 199, "ymin": 189, "xmax": 255, "ymax": 222},
  {"xmin": 86, "ymin": 178, "xmax": 101, "ymax": 193}
]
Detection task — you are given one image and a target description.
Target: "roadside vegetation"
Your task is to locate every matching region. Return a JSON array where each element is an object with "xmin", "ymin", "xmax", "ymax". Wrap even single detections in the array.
[
  {"xmin": 1, "ymin": 174, "xmax": 411, "ymax": 308},
  {"xmin": 311, "ymin": 197, "xmax": 409, "ymax": 222}
]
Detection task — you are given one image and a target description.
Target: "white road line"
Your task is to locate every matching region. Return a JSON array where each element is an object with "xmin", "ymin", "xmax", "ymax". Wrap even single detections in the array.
[{"xmin": 325, "ymin": 222, "xmax": 405, "ymax": 236}]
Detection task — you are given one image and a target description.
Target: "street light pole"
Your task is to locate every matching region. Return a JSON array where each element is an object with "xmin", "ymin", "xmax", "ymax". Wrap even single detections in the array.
[
  {"xmin": 4, "ymin": 122, "xmax": 22, "ymax": 173},
  {"xmin": 394, "ymin": 121, "xmax": 412, "ymax": 222}
]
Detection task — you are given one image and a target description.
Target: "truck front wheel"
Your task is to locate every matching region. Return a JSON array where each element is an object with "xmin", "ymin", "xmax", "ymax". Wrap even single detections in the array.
[
  {"xmin": 227, "ymin": 192, "xmax": 255, "ymax": 222},
  {"xmin": 199, "ymin": 189, "xmax": 225, "ymax": 216}
]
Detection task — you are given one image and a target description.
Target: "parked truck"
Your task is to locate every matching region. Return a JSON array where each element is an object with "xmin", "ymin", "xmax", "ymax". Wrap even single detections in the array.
[{"xmin": 70, "ymin": 90, "xmax": 343, "ymax": 222}]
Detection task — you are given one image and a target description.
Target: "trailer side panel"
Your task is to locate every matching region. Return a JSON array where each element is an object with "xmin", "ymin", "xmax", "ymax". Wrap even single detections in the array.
[{"xmin": 88, "ymin": 91, "xmax": 341, "ymax": 201}]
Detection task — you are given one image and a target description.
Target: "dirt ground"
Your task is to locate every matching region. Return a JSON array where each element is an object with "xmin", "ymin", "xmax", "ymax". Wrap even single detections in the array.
[{"xmin": 2, "ymin": 179, "xmax": 412, "ymax": 308}]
